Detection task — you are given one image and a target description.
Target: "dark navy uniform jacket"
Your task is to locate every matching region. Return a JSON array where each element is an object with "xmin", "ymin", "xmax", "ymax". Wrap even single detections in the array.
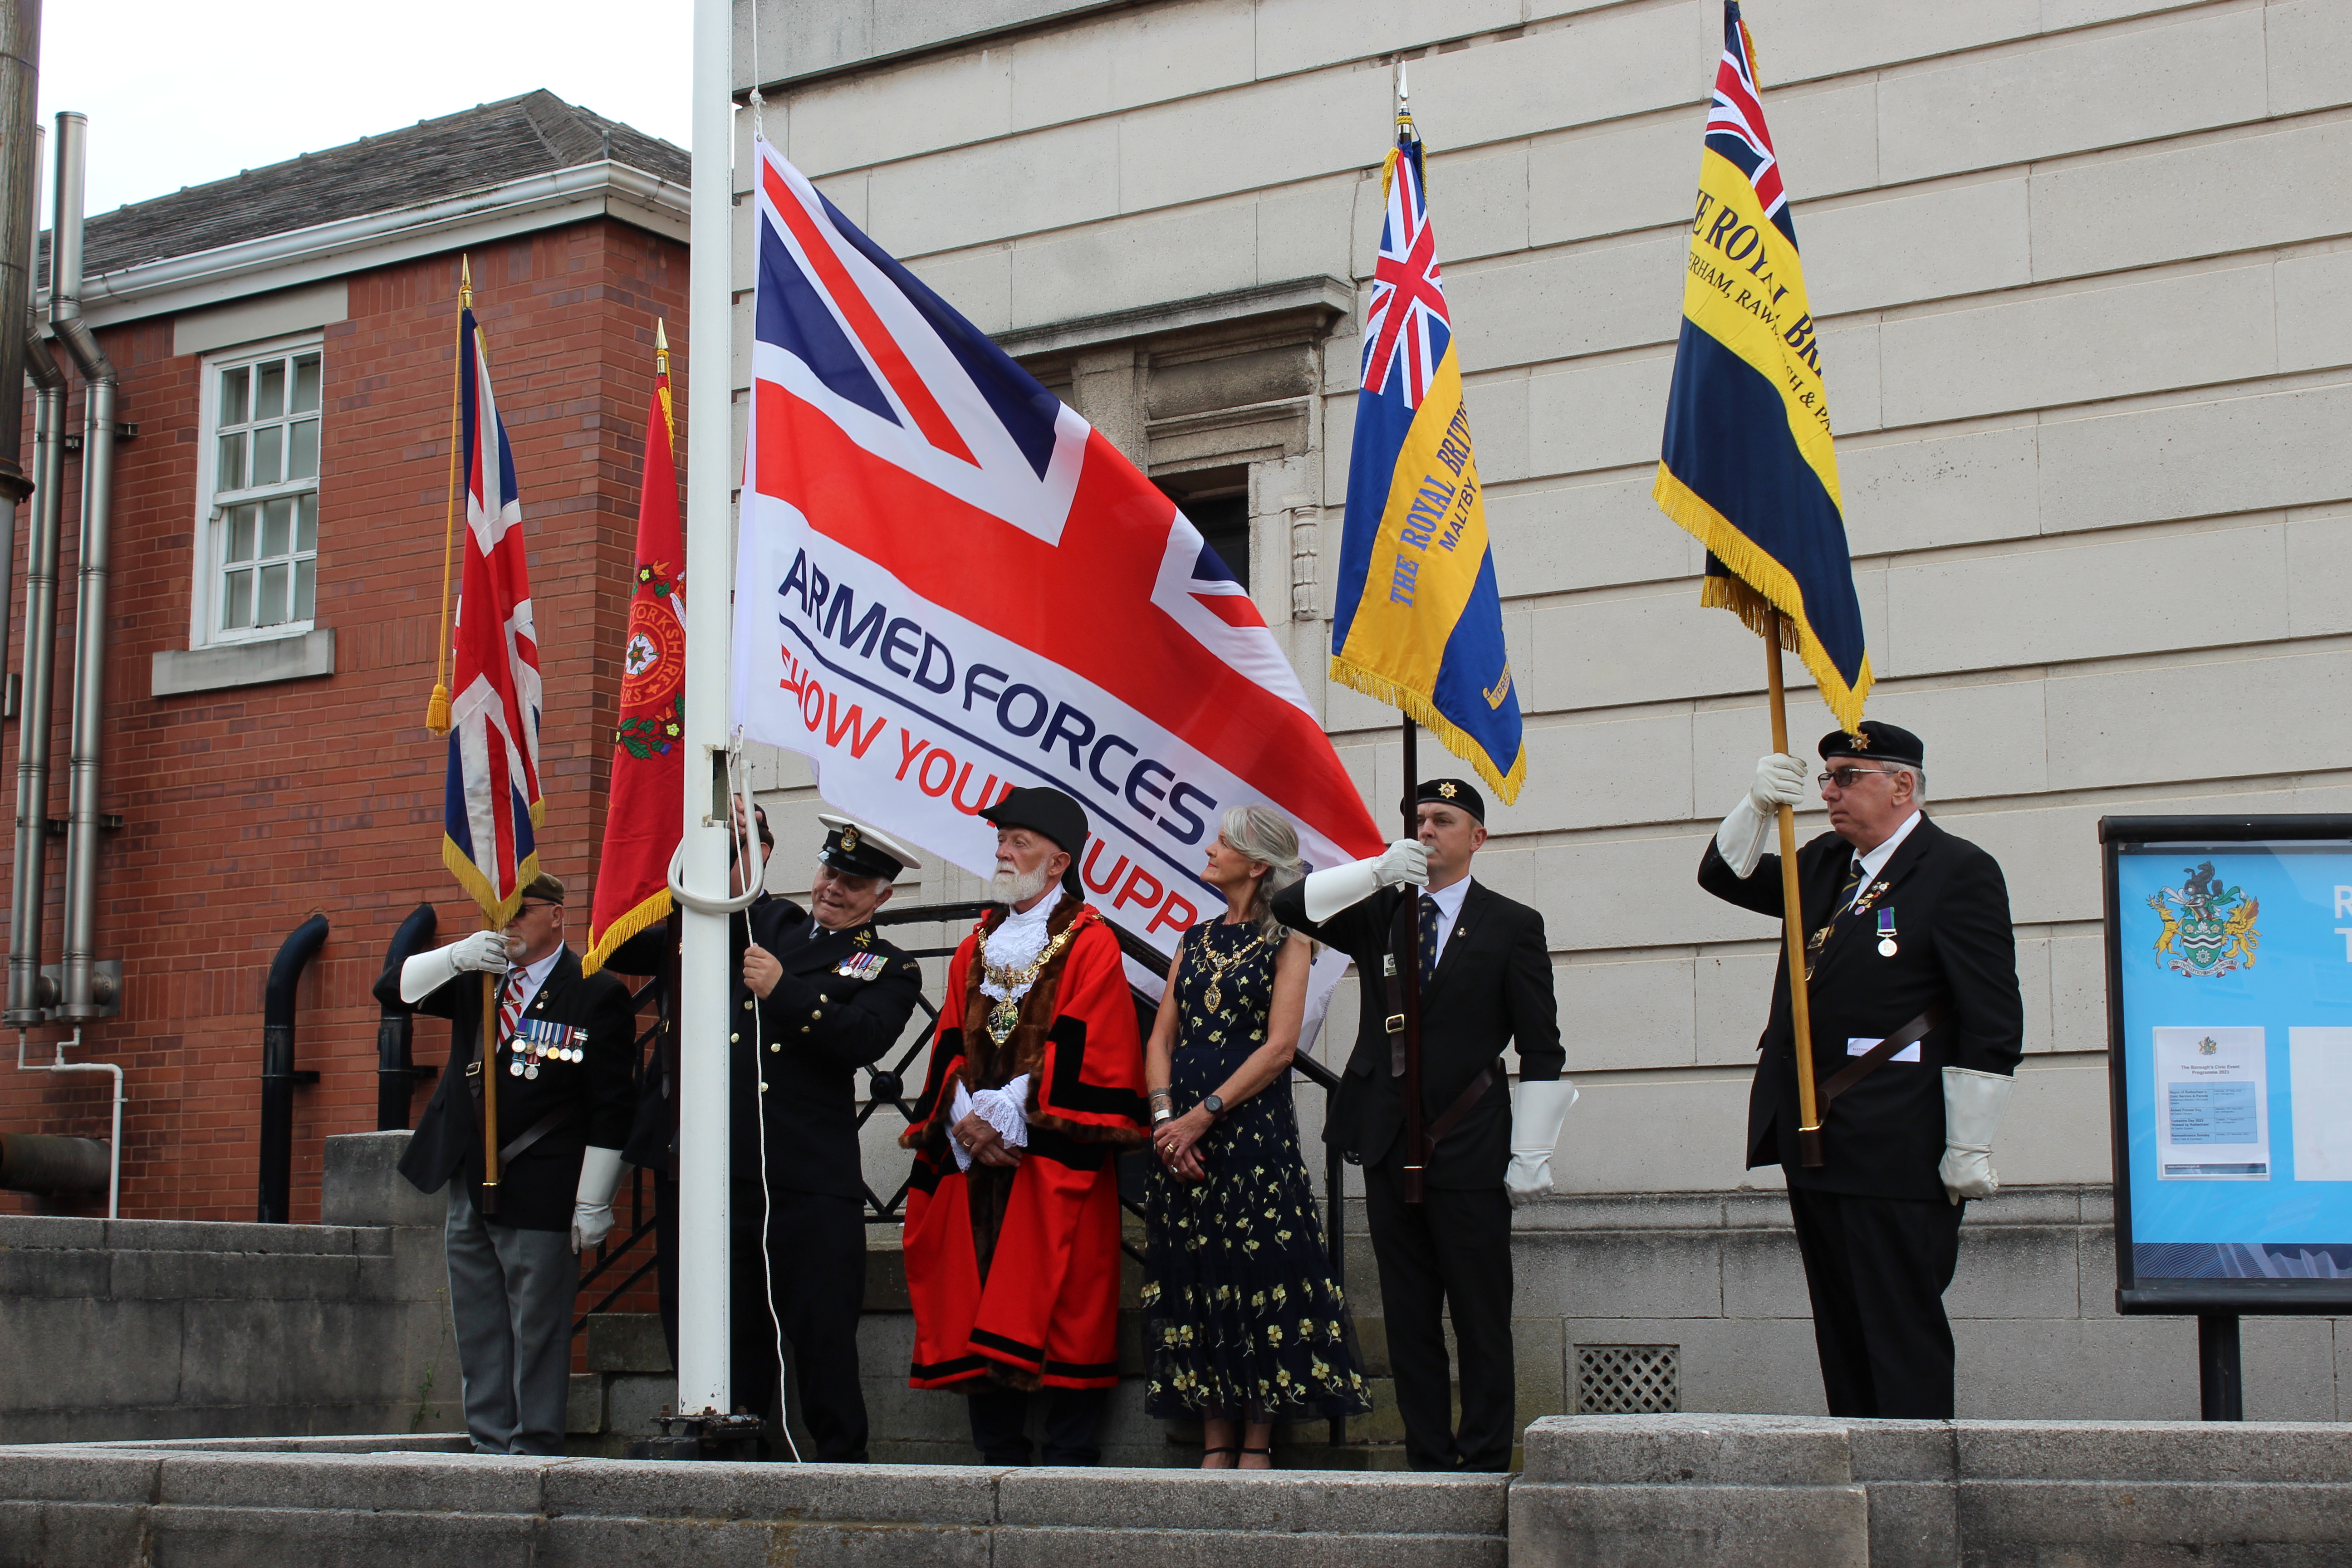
[
  {"xmin": 395, "ymin": 944, "xmax": 637, "ymax": 1231},
  {"xmin": 1698, "ymin": 813, "xmax": 2023, "ymax": 1201}
]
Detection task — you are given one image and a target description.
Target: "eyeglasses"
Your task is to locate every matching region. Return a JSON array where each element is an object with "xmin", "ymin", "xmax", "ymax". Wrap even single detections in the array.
[{"xmin": 1817, "ymin": 766, "xmax": 1903, "ymax": 790}]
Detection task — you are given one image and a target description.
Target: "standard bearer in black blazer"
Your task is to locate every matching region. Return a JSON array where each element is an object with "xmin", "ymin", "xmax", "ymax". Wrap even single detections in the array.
[
  {"xmin": 729, "ymin": 813, "xmax": 925, "ymax": 1462},
  {"xmin": 392, "ymin": 871, "xmax": 635, "ymax": 1455},
  {"xmin": 1272, "ymin": 778, "xmax": 1570, "ymax": 1473},
  {"xmin": 1698, "ymin": 721, "xmax": 2021, "ymax": 1419}
]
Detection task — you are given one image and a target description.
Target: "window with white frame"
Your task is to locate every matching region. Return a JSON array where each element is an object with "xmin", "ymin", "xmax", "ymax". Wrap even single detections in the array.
[{"xmin": 202, "ymin": 339, "xmax": 321, "ymax": 643}]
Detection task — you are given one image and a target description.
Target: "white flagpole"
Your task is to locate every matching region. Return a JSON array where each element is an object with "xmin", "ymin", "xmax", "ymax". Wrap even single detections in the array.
[{"xmin": 676, "ymin": 0, "xmax": 735, "ymax": 1417}]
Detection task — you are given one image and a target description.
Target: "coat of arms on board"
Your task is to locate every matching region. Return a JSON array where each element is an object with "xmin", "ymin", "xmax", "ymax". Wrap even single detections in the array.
[{"xmin": 2148, "ymin": 861, "xmax": 2259, "ymax": 977}]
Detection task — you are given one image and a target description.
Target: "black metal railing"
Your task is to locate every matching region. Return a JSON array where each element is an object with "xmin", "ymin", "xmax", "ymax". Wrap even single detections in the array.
[{"xmin": 572, "ymin": 960, "xmax": 671, "ymax": 1335}]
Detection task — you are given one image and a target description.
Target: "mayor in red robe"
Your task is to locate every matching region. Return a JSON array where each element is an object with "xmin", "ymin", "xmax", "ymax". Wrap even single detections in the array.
[{"xmin": 900, "ymin": 786, "xmax": 1147, "ymax": 1465}]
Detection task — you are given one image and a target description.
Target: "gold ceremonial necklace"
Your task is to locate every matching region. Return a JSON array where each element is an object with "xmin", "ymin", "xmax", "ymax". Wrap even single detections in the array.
[
  {"xmin": 980, "ymin": 921, "xmax": 1078, "ymax": 1047},
  {"xmin": 1194, "ymin": 924, "xmax": 1274, "ymax": 1015}
]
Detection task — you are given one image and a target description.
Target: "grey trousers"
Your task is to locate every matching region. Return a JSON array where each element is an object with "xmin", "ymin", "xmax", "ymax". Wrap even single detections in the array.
[{"xmin": 444, "ymin": 1186, "xmax": 579, "ymax": 1455}]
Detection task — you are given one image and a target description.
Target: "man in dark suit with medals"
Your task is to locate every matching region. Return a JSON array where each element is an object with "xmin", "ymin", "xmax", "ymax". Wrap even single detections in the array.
[
  {"xmin": 1699, "ymin": 720, "xmax": 2022, "ymax": 1419},
  {"xmin": 393, "ymin": 871, "xmax": 637, "ymax": 1455},
  {"xmin": 730, "ymin": 813, "xmax": 926, "ymax": 1461},
  {"xmin": 1272, "ymin": 779, "xmax": 1571, "ymax": 1472}
]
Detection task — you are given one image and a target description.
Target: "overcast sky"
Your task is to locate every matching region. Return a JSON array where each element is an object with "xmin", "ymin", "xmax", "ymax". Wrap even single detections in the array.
[{"xmin": 38, "ymin": 0, "xmax": 693, "ymax": 219}]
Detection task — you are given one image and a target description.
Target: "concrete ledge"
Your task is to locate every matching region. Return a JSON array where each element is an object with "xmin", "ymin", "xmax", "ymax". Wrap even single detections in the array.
[
  {"xmin": 9, "ymin": 1419, "xmax": 2352, "ymax": 1565},
  {"xmin": 151, "ymin": 627, "xmax": 333, "ymax": 698}
]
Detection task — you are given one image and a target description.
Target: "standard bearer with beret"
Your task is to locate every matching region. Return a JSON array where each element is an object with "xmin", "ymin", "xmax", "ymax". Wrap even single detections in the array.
[
  {"xmin": 729, "ymin": 810, "xmax": 926, "ymax": 1461},
  {"xmin": 1699, "ymin": 720, "xmax": 2022, "ymax": 1418},
  {"xmin": 1271, "ymin": 778, "xmax": 1570, "ymax": 1472},
  {"xmin": 391, "ymin": 870, "xmax": 637, "ymax": 1455}
]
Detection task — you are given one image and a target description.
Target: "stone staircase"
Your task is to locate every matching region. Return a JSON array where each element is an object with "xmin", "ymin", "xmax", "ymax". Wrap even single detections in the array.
[{"xmin": 566, "ymin": 1230, "xmax": 1451, "ymax": 1468}]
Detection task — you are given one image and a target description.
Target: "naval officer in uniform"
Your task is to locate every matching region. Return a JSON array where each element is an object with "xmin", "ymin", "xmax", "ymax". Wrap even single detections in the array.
[
  {"xmin": 1700, "ymin": 720, "xmax": 2021, "ymax": 1419},
  {"xmin": 731, "ymin": 813, "xmax": 926, "ymax": 1460},
  {"xmin": 394, "ymin": 871, "xmax": 637, "ymax": 1455},
  {"xmin": 1272, "ymin": 778, "xmax": 1573, "ymax": 1472}
]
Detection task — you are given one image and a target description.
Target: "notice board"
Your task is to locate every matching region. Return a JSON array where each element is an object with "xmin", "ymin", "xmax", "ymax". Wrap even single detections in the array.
[{"xmin": 2103, "ymin": 815, "xmax": 2352, "ymax": 1313}]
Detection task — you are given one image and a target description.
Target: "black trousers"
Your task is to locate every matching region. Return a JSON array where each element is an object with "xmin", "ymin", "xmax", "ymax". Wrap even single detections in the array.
[
  {"xmin": 1363, "ymin": 1153, "xmax": 1514, "ymax": 1471},
  {"xmin": 1785, "ymin": 1184, "xmax": 1966, "ymax": 1419},
  {"xmin": 729, "ymin": 1184, "xmax": 871, "ymax": 1461},
  {"xmin": 967, "ymin": 1385, "xmax": 1107, "ymax": 1466}
]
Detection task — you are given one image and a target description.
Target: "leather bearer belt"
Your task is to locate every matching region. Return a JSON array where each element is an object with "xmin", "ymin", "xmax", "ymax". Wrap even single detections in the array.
[
  {"xmin": 1421, "ymin": 1057, "xmax": 1505, "ymax": 1160},
  {"xmin": 463, "ymin": 1058, "xmax": 579, "ymax": 1166},
  {"xmin": 1817, "ymin": 1004, "xmax": 1947, "ymax": 1117}
]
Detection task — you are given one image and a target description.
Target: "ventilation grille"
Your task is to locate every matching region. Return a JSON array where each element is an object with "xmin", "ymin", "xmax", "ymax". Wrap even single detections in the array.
[{"xmin": 1575, "ymin": 1344, "xmax": 1680, "ymax": 1415}]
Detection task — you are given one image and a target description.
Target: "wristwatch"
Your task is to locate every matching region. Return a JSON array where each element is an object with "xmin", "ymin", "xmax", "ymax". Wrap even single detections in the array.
[{"xmin": 1201, "ymin": 1093, "xmax": 1225, "ymax": 1119}]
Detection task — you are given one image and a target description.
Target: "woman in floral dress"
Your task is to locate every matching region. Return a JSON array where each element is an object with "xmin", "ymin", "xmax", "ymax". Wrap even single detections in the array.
[{"xmin": 1142, "ymin": 805, "xmax": 1371, "ymax": 1469}]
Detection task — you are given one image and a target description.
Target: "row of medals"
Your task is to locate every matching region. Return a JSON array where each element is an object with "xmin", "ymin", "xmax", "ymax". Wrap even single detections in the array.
[{"xmin": 509, "ymin": 1035, "xmax": 580, "ymax": 1079}]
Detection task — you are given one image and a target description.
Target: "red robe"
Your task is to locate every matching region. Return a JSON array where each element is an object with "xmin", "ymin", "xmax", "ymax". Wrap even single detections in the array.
[{"xmin": 900, "ymin": 895, "xmax": 1146, "ymax": 1391}]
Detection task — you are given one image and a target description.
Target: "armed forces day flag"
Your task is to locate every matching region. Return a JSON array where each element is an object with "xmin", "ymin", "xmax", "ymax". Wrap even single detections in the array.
[
  {"xmin": 1655, "ymin": 1, "xmax": 1871, "ymax": 730},
  {"xmin": 1331, "ymin": 107, "xmax": 1524, "ymax": 803},
  {"xmin": 441, "ymin": 300, "xmax": 546, "ymax": 923},
  {"xmin": 728, "ymin": 138, "xmax": 1386, "ymax": 958}
]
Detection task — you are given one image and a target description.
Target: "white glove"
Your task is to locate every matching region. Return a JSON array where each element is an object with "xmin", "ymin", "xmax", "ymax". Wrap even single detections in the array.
[
  {"xmin": 947, "ymin": 1075, "xmax": 1031, "ymax": 1173},
  {"xmin": 571, "ymin": 1146, "xmax": 626, "ymax": 1253},
  {"xmin": 1301, "ymin": 841, "xmax": 1429, "ymax": 922},
  {"xmin": 1715, "ymin": 753, "xmax": 1809, "ymax": 878},
  {"xmin": 1938, "ymin": 1066, "xmax": 2014, "ymax": 1204},
  {"xmin": 397, "ymin": 930, "xmax": 514, "ymax": 1005},
  {"xmin": 1504, "ymin": 1078, "xmax": 1578, "ymax": 1208}
]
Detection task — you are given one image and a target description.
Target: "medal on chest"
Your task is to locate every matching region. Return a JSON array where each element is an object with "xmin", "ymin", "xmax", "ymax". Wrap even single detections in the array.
[
  {"xmin": 509, "ymin": 1018, "xmax": 585, "ymax": 1078},
  {"xmin": 979, "ymin": 922, "xmax": 1078, "ymax": 1047},
  {"xmin": 835, "ymin": 951, "xmax": 887, "ymax": 982},
  {"xmin": 1877, "ymin": 907, "xmax": 1898, "ymax": 958}
]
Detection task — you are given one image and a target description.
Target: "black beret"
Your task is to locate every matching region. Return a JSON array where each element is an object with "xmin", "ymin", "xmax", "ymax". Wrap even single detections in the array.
[
  {"xmin": 1415, "ymin": 777, "xmax": 1486, "ymax": 823},
  {"xmin": 1818, "ymin": 720, "xmax": 1924, "ymax": 771}
]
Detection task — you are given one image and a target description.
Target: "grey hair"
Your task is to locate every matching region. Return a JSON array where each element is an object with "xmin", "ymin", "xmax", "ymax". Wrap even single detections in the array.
[{"xmin": 1220, "ymin": 805, "xmax": 1305, "ymax": 941}]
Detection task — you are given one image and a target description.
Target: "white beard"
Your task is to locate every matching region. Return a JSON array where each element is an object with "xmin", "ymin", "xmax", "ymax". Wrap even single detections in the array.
[{"xmin": 990, "ymin": 865, "xmax": 1049, "ymax": 906}]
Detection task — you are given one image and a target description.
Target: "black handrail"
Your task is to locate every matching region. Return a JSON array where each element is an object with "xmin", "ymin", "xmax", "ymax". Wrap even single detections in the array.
[
  {"xmin": 372, "ymin": 904, "xmax": 440, "ymax": 1132},
  {"xmin": 257, "ymin": 913, "xmax": 329, "ymax": 1223}
]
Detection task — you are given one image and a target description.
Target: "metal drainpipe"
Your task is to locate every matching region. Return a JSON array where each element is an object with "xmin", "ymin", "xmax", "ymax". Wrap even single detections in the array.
[
  {"xmin": 372, "ymin": 903, "xmax": 438, "ymax": 1131},
  {"xmin": 258, "ymin": 913, "xmax": 328, "ymax": 1223},
  {"xmin": 49, "ymin": 111, "xmax": 119, "ymax": 1022},
  {"xmin": 0, "ymin": 1, "xmax": 39, "ymax": 510},
  {"xmin": 6, "ymin": 118, "xmax": 62, "ymax": 1026}
]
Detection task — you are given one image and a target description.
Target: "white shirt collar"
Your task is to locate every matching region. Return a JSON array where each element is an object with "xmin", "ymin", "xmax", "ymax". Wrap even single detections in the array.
[
  {"xmin": 1847, "ymin": 809, "xmax": 1923, "ymax": 905},
  {"xmin": 507, "ymin": 943, "xmax": 563, "ymax": 1014}
]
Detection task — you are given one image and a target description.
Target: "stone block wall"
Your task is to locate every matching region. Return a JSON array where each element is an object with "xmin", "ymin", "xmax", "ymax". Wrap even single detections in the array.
[{"xmin": 0, "ymin": 1131, "xmax": 459, "ymax": 1444}]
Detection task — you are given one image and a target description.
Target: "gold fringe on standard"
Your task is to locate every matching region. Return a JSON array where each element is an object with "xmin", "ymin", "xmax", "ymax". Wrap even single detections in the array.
[
  {"xmin": 1328, "ymin": 656, "xmax": 1528, "ymax": 807},
  {"xmin": 580, "ymin": 887, "xmax": 672, "ymax": 978},
  {"xmin": 441, "ymin": 838, "xmax": 539, "ymax": 935},
  {"xmin": 1652, "ymin": 463, "xmax": 1872, "ymax": 733}
]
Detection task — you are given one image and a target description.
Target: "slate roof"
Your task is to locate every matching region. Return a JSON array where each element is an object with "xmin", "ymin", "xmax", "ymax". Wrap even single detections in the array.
[{"xmin": 68, "ymin": 91, "xmax": 687, "ymax": 279}]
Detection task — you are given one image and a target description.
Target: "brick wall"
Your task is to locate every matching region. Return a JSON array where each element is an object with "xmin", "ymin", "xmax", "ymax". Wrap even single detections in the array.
[{"xmin": 0, "ymin": 216, "xmax": 690, "ymax": 1228}]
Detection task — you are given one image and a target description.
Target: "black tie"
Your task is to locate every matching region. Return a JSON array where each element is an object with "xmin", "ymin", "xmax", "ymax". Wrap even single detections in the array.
[
  {"xmin": 1418, "ymin": 893, "xmax": 1441, "ymax": 985},
  {"xmin": 1838, "ymin": 856, "xmax": 1863, "ymax": 911}
]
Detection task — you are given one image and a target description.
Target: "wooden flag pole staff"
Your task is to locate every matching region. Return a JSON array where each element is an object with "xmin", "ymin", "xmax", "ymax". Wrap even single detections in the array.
[
  {"xmin": 1765, "ymin": 610, "xmax": 1826, "ymax": 1168},
  {"xmin": 479, "ymin": 959, "xmax": 501, "ymax": 1213},
  {"xmin": 1400, "ymin": 717, "xmax": 1426, "ymax": 1203}
]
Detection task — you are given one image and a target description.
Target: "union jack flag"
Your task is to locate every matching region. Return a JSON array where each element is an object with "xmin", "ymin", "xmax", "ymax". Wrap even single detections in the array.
[
  {"xmin": 1705, "ymin": 12, "xmax": 1788, "ymax": 229},
  {"xmin": 441, "ymin": 304, "xmax": 544, "ymax": 921},
  {"xmin": 731, "ymin": 139, "xmax": 1383, "ymax": 961},
  {"xmin": 1360, "ymin": 115, "xmax": 1450, "ymax": 409}
]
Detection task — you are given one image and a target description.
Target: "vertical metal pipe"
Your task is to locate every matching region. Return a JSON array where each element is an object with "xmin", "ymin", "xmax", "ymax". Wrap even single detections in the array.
[
  {"xmin": 0, "ymin": 0, "xmax": 41, "ymax": 508},
  {"xmin": 48, "ymin": 110, "xmax": 117, "ymax": 1020},
  {"xmin": 6, "ymin": 118, "xmax": 61, "ymax": 1025},
  {"xmin": 2199, "ymin": 1312, "xmax": 2243, "ymax": 1421},
  {"xmin": 676, "ymin": 0, "xmax": 734, "ymax": 1416}
]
